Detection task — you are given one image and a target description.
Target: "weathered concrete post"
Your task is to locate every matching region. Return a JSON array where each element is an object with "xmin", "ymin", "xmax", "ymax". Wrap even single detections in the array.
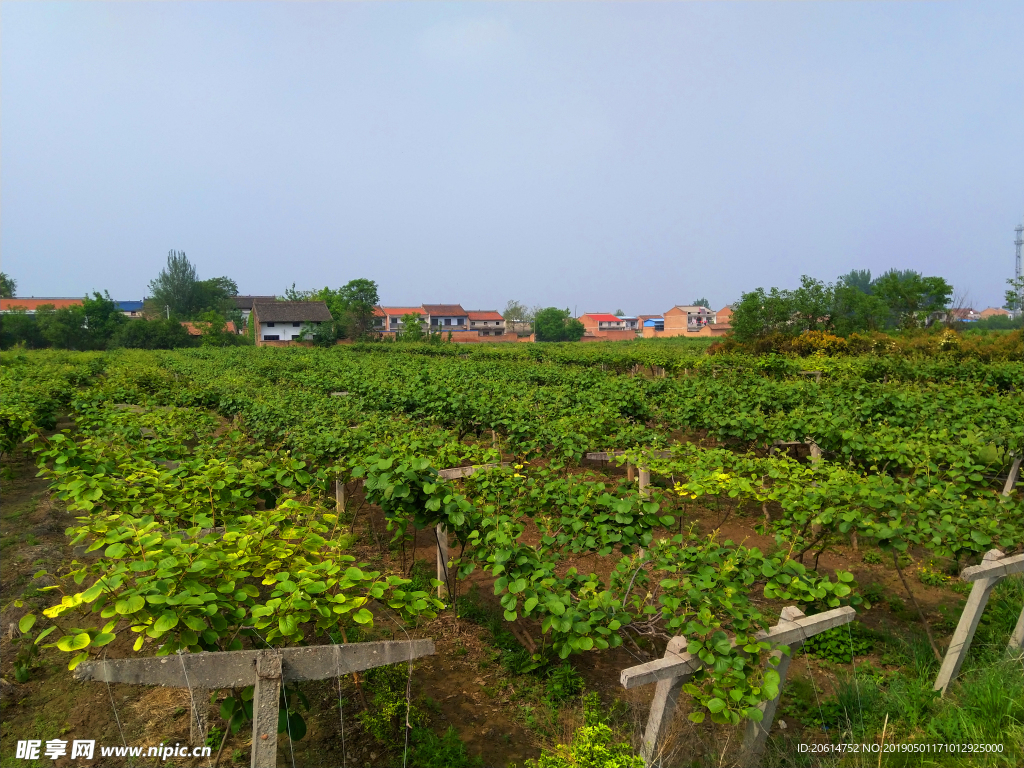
[
  {"xmin": 74, "ymin": 640, "xmax": 436, "ymax": 768},
  {"xmin": 639, "ymin": 636, "xmax": 687, "ymax": 765},
  {"xmin": 252, "ymin": 650, "xmax": 283, "ymax": 768},
  {"xmin": 739, "ymin": 607, "xmax": 806, "ymax": 764},
  {"xmin": 335, "ymin": 478, "xmax": 346, "ymax": 515},
  {"xmin": 436, "ymin": 524, "xmax": 449, "ymax": 599},
  {"xmin": 1003, "ymin": 455, "xmax": 1022, "ymax": 497},
  {"xmin": 934, "ymin": 549, "xmax": 1024, "ymax": 693},
  {"xmin": 621, "ymin": 606, "xmax": 855, "ymax": 768},
  {"xmin": 638, "ymin": 467, "xmax": 651, "ymax": 498},
  {"xmin": 189, "ymin": 687, "xmax": 210, "ymax": 746}
]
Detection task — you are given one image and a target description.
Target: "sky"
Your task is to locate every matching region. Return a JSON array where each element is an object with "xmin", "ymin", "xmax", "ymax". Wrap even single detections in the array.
[{"xmin": 2, "ymin": 1, "xmax": 1022, "ymax": 314}]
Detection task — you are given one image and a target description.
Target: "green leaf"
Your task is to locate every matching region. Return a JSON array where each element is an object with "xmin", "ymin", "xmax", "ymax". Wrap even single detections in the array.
[
  {"xmin": 18, "ymin": 614, "xmax": 36, "ymax": 633},
  {"xmin": 154, "ymin": 612, "xmax": 179, "ymax": 633},
  {"xmin": 706, "ymin": 698, "xmax": 726, "ymax": 714},
  {"xmin": 57, "ymin": 632, "xmax": 91, "ymax": 652},
  {"xmin": 352, "ymin": 608, "xmax": 373, "ymax": 625}
]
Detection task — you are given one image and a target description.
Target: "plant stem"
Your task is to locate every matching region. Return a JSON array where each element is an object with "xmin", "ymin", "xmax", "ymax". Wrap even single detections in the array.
[{"xmin": 893, "ymin": 551, "xmax": 942, "ymax": 662}]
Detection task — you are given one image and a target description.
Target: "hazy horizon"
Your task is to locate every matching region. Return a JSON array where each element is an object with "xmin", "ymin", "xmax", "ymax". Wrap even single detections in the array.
[{"xmin": 3, "ymin": 2, "xmax": 1022, "ymax": 314}]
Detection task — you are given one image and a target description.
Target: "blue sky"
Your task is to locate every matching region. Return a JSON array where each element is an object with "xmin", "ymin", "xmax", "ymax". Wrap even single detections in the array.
[{"xmin": 3, "ymin": 1, "xmax": 1022, "ymax": 313}]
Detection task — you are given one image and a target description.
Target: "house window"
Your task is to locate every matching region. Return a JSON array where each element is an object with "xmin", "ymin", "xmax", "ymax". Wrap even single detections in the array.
[
  {"xmin": 293, "ymin": 322, "xmax": 301, "ymax": 327},
  {"xmin": 445, "ymin": 318, "xmax": 451, "ymax": 325},
  {"xmin": 266, "ymin": 322, "xmax": 275, "ymax": 327},
  {"xmin": 263, "ymin": 335, "xmax": 280, "ymax": 341},
  {"xmin": 457, "ymin": 318, "xmax": 463, "ymax": 325}
]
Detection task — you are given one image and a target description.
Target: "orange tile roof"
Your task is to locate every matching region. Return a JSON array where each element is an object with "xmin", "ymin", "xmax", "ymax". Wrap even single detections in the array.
[
  {"xmin": 181, "ymin": 320, "xmax": 238, "ymax": 336},
  {"xmin": 0, "ymin": 297, "xmax": 83, "ymax": 310},
  {"xmin": 379, "ymin": 307, "xmax": 425, "ymax": 317},
  {"xmin": 580, "ymin": 313, "xmax": 622, "ymax": 323},
  {"xmin": 467, "ymin": 311, "xmax": 504, "ymax": 321}
]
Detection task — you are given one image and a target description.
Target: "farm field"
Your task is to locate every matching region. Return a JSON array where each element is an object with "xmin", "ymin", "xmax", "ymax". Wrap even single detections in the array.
[{"xmin": 1, "ymin": 341, "xmax": 1022, "ymax": 768}]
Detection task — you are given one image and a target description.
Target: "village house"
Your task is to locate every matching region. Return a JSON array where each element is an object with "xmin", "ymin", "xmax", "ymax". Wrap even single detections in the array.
[
  {"xmin": 467, "ymin": 310, "xmax": 506, "ymax": 336},
  {"xmin": 234, "ymin": 296, "xmax": 278, "ymax": 325},
  {"xmin": 251, "ymin": 300, "xmax": 333, "ymax": 346},
  {"xmin": 642, "ymin": 305, "xmax": 729, "ymax": 338},
  {"xmin": 578, "ymin": 313, "xmax": 639, "ymax": 340},
  {"xmin": 714, "ymin": 305, "xmax": 734, "ymax": 326},
  {"xmin": 979, "ymin": 307, "xmax": 1010, "ymax": 319},
  {"xmin": 0, "ymin": 297, "xmax": 84, "ymax": 314}
]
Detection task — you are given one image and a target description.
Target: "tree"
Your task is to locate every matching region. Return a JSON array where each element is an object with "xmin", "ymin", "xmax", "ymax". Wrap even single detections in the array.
[
  {"xmin": 309, "ymin": 279, "xmax": 380, "ymax": 340},
  {"xmin": 109, "ymin": 318, "xmax": 193, "ymax": 350},
  {"xmin": 533, "ymin": 308, "xmax": 585, "ymax": 342},
  {"xmin": 0, "ymin": 310, "xmax": 46, "ymax": 349},
  {"xmin": 691, "ymin": 298, "xmax": 710, "ymax": 308},
  {"xmin": 504, "ymin": 300, "xmax": 529, "ymax": 333},
  {"xmin": 148, "ymin": 251, "xmax": 198, "ymax": 318},
  {"xmin": 1004, "ymin": 276, "xmax": 1024, "ymax": 313},
  {"xmin": 397, "ymin": 312, "xmax": 424, "ymax": 342},
  {"xmin": 193, "ymin": 276, "xmax": 239, "ymax": 318},
  {"xmin": 871, "ymin": 270, "xmax": 952, "ymax": 328},
  {"xmin": 148, "ymin": 250, "xmax": 237, "ymax": 320},
  {"xmin": 0, "ymin": 272, "xmax": 16, "ymax": 298},
  {"xmin": 34, "ymin": 292, "xmax": 125, "ymax": 350},
  {"xmin": 730, "ymin": 287, "xmax": 799, "ymax": 341},
  {"xmin": 837, "ymin": 269, "xmax": 873, "ymax": 295},
  {"xmin": 614, "ymin": 309, "xmax": 625, "ymax": 316}
]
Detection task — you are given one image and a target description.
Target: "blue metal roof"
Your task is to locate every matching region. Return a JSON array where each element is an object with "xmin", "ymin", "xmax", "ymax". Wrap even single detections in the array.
[{"xmin": 117, "ymin": 301, "xmax": 145, "ymax": 311}]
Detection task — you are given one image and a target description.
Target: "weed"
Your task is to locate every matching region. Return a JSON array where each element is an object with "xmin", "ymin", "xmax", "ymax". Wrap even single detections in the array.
[
  {"xmin": 801, "ymin": 621, "xmax": 875, "ymax": 664},
  {"xmin": 544, "ymin": 664, "xmax": 584, "ymax": 704},
  {"xmin": 861, "ymin": 582, "xmax": 886, "ymax": 605},
  {"xmin": 862, "ymin": 550, "xmax": 883, "ymax": 565},
  {"xmin": 523, "ymin": 723, "xmax": 643, "ymax": 768},
  {"xmin": 358, "ymin": 662, "xmax": 426, "ymax": 743},
  {"xmin": 409, "ymin": 726, "xmax": 483, "ymax": 768}
]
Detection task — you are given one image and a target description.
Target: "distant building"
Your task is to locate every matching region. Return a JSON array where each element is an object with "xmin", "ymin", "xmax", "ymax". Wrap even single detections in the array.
[
  {"xmin": 181, "ymin": 320, "xmax": 238, "ymax": 336},
  {"xmin": 714, "ymin": 306, "xmax": 734, "ymax": 326},
  {"xmin": 467, "ymin": 310, "xmax": 506, "ymax": 336},
  {"xmin": 979, "ymin": 307, "xmax": 1010, "ymax": 319},
  {"xmin": 233, "ymin": 296, "xmax": 278, "ymax": 324},
  {"xmin": 421, "ymin": 304, "xmax": 470, "ymax": 332},
  {"xmin": 251, "ymin": 301, "xmax": 333, "ymax": 346},
  {"xmin": 949, "ymin": 308, "xmax": 980, "ymax": 322},
  {"xmin": 0, "ymin": 297, "xmax": 83, "ymax": 314},
  {"xmin": 118, "ymin": 301, "xmax": 145, "ymax": 318},
  {"xmin": 641, "ymin": 305, "xmax": 728, "ymax": 338}
]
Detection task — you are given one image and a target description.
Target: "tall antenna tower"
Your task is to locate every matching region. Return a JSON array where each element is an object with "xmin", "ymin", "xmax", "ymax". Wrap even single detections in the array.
[
  {"xmin": 1016, "ymin": 217, "xmax": 1023, "ymax": 283},
  {"xmin": 1016, "ymin": 216, "xmax": 1024, "ymax": 312}
]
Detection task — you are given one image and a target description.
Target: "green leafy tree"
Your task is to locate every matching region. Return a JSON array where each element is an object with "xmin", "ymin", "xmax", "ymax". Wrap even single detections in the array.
[
  {"xmin": 109, "ymin": 319, "xmax": 193, "ymax": 350},
  {"xmin": 34, "ymin": 293, "xmax": 125, "ymax": 350},
  {"xmin": 148, "ymin": 250, "xmax": 198, "ymax": 317},
  {"xmin": 0, "ymin": 310, "xmax": 46, "ymax": 349},
  {"xmin": 305, "ymin": 279, "xmax": 380, "ymax": 340},
  {"xmin": 398, "ymin": 312, "xmax": 424, "ymax": 342},
  {"xmin": 148, "ymin": 251, "xmax": 238, "ymax": 320},
  {"xmin": 870, "ymin": 270, "xmax": 952, "ymax": 328},
  {"xmin": 691, "ymin": 298, "xmax": 710, "ymax": 308},
  {"xmin": 1004, "ymin": 275, "xmax": 1024, "ymax": 313},
  {"xmin": 0, "ymin": 272, "xmax": 16, "ymax": 298},
  {"xmin": 837, "ymin": 269, "xmax": 873, "ymax": 295},
  {"xmin": 832, "ymin": 281, "xmax": 890, "ymax": 335},
  {"xmin": 730, "ymin": 287, "xmax": 799, "ymax": 341},
  {"xmin": 534, "ymin": 308, "xmax": 585, "ymax": 342},
  {"xmin": 503, "ymin": 299, "xmax": 529, "ymax": 333}
]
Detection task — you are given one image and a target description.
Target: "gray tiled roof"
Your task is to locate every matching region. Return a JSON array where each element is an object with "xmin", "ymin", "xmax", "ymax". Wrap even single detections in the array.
[{"xmin": 252, "ymin": 301, "xmax": 333, "ymax": 322}]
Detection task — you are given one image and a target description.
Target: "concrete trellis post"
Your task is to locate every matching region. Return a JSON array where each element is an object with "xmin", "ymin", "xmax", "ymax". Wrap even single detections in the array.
[
  {"xmin": 934, "ymin": 549, "xmax": 1024, "ymax": 694},
  {"xmin": 739, "ymin": 606, "xmax": 806, "ymax": 765},
  {"xmin": 335, "ymin": 478, "xmax": 346, "ymax": 515},
  {"xmin": 1003, "ymin": 455, "xmax": 1022, "ymax": 497},
  {"xmin": 621, "ymin": 606, "xmax": 856, "ymax": 768},
  {"xmin": 434, "ymin": 463, "xmax": 508, "ymax": 599},
  {"xmin": 74, "ymin": 640, "xmax": 435, "ymax": 768}
]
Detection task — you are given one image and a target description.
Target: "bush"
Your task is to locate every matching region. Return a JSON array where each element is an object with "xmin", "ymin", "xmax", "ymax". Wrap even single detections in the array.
[
  {"xmin": 525, "ymin": 723, "xmax": 643, "ymax": 768},
  {"xmin": 801, "ymin": 622, "xmax": 875, "ymax": 664},
  {"xmin": 109, "ymin": 318, "xmax": 193, "ymax": 350},
  {"xmin": 409, "ymin": 726, "xmax": 482, "ymax": 768}
]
